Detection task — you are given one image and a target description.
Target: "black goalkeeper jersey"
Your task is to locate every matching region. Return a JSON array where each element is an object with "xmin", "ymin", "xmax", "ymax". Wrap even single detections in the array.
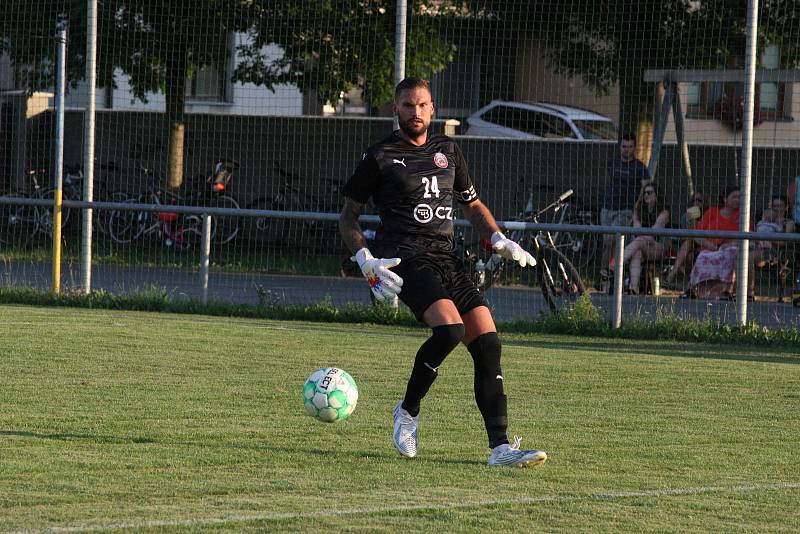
[{"xmin": 342, "ymin": 131, "xmax": 478, "ymax": 255}]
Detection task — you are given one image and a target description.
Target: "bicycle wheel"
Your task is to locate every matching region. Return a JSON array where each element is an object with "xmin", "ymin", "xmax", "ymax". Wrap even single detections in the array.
[
  {"xmin": 33, "ymin": 188, "xmax": 71, "ymax": 236},
  {"xmin": 209, "ymin": 195, "xmax": 240, "ymax": 245},
  {"xmin": 94, "ymin": 190, "xmax": 129, "ymax": 236},
  {"xmin": 0, "ymin": 194, "xmax": 36, "ymax": 245},
  {"xmin": 108, "ymin": 197, "xmax": 148, "ymax": 244},
  {"xmin": 244, "ymin": 196, "xmax": 285, "ymax": 244},
  {"xmin": 538, "ymin": 246, "xmax": 586, "ymax": 313},
  {"xmin": 553, "ymin": 204, "xmax": 599, "ymax": 270},
  {"xmin": 170, "ymin": 214, "xmax": 203, "ymax": 249}
]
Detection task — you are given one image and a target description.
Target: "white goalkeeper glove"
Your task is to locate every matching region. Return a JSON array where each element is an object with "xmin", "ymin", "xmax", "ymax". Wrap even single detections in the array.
[
  {"xmin": 491, "ymin": 231, "xmax": 536, "ymax": 268},
  {"xmin": 354, "ymin": 248, "xmax": 404, "ymax": 301}
]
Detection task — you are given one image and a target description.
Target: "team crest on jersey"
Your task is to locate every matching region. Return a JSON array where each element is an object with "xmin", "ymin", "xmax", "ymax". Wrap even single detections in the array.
[{"xmin": 433, "ymin": 152, "xmax": 448, "ymax": 169}]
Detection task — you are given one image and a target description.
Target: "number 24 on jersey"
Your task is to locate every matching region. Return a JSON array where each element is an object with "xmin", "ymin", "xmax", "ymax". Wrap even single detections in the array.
[{"xmin": 422, "ymin": 176, "xmax": 440, "ymax": 198}]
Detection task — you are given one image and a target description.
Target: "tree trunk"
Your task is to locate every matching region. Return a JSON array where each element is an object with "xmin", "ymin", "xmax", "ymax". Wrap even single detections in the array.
[
  {"xmin": 619, "ymin": 70, "xmax": 654, "ymax": 168},
  {"xmin": 166, "ymin": 46, "xmax": 187, "ymax": 189}
]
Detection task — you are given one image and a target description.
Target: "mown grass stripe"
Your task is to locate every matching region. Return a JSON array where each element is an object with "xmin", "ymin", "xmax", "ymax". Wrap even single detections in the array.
[{"xmin": 8, "ymin": 482, "xmax": 800, "ymax": 534}]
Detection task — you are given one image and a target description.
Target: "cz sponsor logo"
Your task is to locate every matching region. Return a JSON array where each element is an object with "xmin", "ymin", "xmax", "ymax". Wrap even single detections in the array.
[{"xmin": 413, "ymin": 203, "xmax": 453, "ymax": 223}]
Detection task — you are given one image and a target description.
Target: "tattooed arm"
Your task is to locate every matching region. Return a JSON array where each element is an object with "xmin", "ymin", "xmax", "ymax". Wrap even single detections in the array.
[
  {"xmin": 460, "ymin": 199, "xmax": 502, "ymax": 239},
  {"xmin": 339, "ymin": 197, "xmax": 369, "ymax": 253}
]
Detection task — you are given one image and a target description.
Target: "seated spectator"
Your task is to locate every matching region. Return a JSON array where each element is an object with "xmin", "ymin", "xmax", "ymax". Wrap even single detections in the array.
[
  {"xmin": 688, "ymin": 185, "xmax": 760, "ymax": 300},
  {"xmin": 770, "ymin": 195, "xmax": 796, "ymax": 234},
  {"xmin": 621, "ymin": 182, "xmax": 669, "ymax": 295},
  {"xmin": 754, "ymin": 196, "xmax": 794, "ymax": 281},
  {"xmin": 665, "ymin": 192, "xmax": 705, "ymax": 287},
  {"xmin": 789, "ymin": 177, "xmax": 800, "ymax": 228},
  {"xmin": 755, "ymin": 207, "xmax": 782, "ymax": 254}
]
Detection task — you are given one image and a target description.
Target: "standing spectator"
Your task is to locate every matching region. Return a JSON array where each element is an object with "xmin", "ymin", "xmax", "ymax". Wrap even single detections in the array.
[{"xmin": 599, "ymin": 134, "xmax": 652, "ymax": 279}]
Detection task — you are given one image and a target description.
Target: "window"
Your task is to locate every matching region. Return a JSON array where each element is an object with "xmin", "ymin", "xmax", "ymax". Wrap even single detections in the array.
[
  {"xmin": 572, "ymin": 120, "xmax": 617, "ymax": 140},
  {"xmin": 540, "ymin": 114, "xmax": 576, "ymax": 138},
  {"xmin": 186, "ymin": 34, "xmax": 233, "ymax": 103},
  {"xmin": 760, "ymin": 44, "xmax": 781, "ymax": 115},
  {"xmin": 187, "ymin": 64, "xmax": 228, "ymax": 102},
  {"xmin": 685, "ymin": 44, "xmax": 787, "ymax": 121},
  {"xmin": 482, "ymin": 106, "xmax": 576, "ymax": 138}
]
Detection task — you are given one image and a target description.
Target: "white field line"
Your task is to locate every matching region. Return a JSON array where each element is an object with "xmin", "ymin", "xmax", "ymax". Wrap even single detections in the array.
[{"xmin": 6, "ymin": 481, "xmax": 800, "ymax": 534}]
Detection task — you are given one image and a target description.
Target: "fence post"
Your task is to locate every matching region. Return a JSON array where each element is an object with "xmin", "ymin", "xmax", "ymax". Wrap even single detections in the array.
[
  {"xmin": 51, "ymin": 25, "xmax": 67, "ymax": 295},
  {"xmin": 393, "ymin": 0, "xmax": 407, "ymax": 132},
  {"xmin": 737, "ymin": 0, "xmax": 759, "ymax": 325},
  {"xmin": 612, "ymin": 233, "xmax": 625, "ymax": 329},
  {"xmin": 81, "ymin": 0, "xmax": 98, "ymax": 294},
  {"xmin": 200, "ymin": 214, "xmax": 212, "ymax": 304}
]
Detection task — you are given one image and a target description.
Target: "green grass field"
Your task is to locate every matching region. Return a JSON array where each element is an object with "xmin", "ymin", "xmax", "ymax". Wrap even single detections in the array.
[{"xmin": 2, "ymin": 304, "xmax": 799, "ymax": 532}]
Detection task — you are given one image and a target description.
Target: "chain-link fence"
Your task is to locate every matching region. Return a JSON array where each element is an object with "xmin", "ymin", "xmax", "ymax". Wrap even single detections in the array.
[{"xmin": 1, "ymin": 1, "xmax": 799, "ymax": 327}]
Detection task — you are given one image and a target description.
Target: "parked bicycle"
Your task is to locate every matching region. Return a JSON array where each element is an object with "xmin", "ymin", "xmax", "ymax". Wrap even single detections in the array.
[
  {"xmin": 243, "ymin": 162, "xmax": 341, "ymax": 249},
  {"xmin": 1, "ymin": 163, "xmax": 132, "ymax": 246},
  {"xmin": 106, "ymin": 160, "xmax": 240, "ymax": 248},
  {"xmin": 460, "ymin": 189, "xmax": 587, "ymax": 313},
  {"xmin": 514, "ymin": 188, "xmax": 598, "ymax": 270},
  {"xmin": 1, "ymin": 167, "xmax": 48, "ymax": 244},
  {"xmin": 33, "ymin": 164, "xmax": 89, "ymax": 235}
]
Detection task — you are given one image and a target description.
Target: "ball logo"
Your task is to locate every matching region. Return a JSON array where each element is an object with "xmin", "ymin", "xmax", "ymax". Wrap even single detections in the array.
[
  {"xmin": 433, "ymin": 152, "xmax": 448, "ymax": 169},
  {"xmin": 413, "ymin": 204, "xmax": 434, "ymax": 223}
]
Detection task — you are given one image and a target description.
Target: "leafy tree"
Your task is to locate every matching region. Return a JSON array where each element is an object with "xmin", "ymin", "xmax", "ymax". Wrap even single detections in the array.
[
  {"xmin": 1, "ymin": 0, "xmax": 250, "ymax": 187},
  {"xmin": 1, "ymin": 0, "xmax": 464, "ymax": 186},
  {"xmin": 232, "ymin": 0, "xmax": 455, "ymax": 109}
]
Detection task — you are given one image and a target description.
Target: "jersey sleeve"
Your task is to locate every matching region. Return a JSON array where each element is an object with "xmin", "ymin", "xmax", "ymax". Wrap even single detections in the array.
[
  {"xmin": 452, "ymin": 143, "xmax": 478, "ymax": 204},
  {"xmin": 341, "ymin": 151, "xmax": 380, "ymax": 204}
]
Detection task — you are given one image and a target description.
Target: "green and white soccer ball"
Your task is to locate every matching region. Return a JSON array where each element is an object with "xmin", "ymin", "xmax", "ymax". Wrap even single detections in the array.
[{"xmin": 303, "ymin": 367, "xmax": 359, "ymax": 423}]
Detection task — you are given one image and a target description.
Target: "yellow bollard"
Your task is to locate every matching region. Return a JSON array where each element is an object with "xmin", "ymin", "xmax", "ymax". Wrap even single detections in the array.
[{"xmin": 51, "ymin": 189, "xmax": 63, "ymax": 294}]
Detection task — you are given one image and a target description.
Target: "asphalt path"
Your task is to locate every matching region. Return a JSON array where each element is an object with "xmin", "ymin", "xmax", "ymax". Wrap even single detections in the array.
[{"xmin": 2, "ymin": 260, "xmax": 798, "ymax": 329}]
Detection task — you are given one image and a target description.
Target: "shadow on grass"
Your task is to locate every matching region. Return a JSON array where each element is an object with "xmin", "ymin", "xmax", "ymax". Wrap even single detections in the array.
[
  {"xmin": 504, "ymin": 338, "xmax": 800, "ymax": 366},
  {"xmin": 0, "ymin": 430, "xmax": 156, "ymax": 444},
  {"xmin": 0, "ymin": 430, "xmax": 487, "ymax": 465}
]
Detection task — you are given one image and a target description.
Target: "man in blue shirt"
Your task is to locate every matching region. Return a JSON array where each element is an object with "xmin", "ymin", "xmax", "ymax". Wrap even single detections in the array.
[{"xmin": 600, "ymin": 134, "xmax": 651, "ymax": 278}]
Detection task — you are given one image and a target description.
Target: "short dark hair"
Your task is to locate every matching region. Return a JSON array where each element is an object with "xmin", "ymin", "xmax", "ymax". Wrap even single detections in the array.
[
  {"xmin": 620, "ymin": 132, "xmax": 637, "ymax": 144},
  {"xmin": 394, "ymin": 77, "xmax": 432, "ymax": 100}
]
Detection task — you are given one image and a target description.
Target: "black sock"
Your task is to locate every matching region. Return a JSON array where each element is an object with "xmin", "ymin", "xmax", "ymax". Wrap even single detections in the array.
[
  {"xmin": 402, "ymin": 323, "xmax": 464, "ymax": 416},
  {"xmin": 467, "ymin": 332, "xmax": 509, "ymax": 448}
]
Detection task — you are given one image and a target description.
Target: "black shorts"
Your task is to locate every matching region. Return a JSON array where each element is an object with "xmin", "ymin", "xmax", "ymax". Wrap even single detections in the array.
[{"xmin": 391, "ymin": 250, "xmax": 488, "ymax": 322}]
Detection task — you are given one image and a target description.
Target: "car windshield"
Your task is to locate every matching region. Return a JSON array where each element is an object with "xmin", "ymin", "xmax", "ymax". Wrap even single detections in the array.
[{"xmin": 572, "ymin": 120, "xmax": 618, "ymax": 140}]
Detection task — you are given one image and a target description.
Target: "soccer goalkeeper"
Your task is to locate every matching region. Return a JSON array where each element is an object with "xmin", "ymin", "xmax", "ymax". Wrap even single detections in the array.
[{"xmin": 338, "ymin": 77, "xmax": 547, "ymax": 468}]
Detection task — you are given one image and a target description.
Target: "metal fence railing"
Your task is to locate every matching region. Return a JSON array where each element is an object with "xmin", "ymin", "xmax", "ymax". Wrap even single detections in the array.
[
  {"xmin": 2, "ymin": 0, "xmax": 799, "ymax": 328},
  {"xmin": 1, "ymin": 195, "xmax": 798, "ymax": 328}
]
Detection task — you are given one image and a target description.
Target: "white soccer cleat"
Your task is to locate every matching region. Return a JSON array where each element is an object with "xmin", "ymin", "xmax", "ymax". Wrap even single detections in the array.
[
  {"xmin": 393, "ymin": 401, "xmax": 419, "ymax": 458},
  {"xmin": 488, "ymin": 436, "xmax": 547, "ymax": 468}
]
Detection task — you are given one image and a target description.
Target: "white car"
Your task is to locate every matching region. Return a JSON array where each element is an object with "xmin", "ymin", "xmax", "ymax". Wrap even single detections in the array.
[{"xmin": 464, "ymin": 100, "xmax": 618, "ymax": 141}]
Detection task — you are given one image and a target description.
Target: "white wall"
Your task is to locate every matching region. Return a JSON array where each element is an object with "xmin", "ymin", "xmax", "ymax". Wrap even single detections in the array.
[
  {"xmin": 661, "ymin": 82, "xmax": 800, "ymax": 148},
  {"xmin": 61, "ymin": 36, "xmax": 304, "ymax": 116}
]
